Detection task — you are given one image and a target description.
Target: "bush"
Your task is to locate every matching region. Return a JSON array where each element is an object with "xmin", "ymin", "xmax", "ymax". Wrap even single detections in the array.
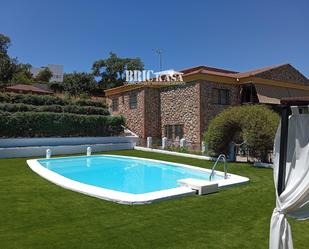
[
  {"xmin": 204, "ymin": 105, "xmax": 279, "ymax": 162},
  {"xmin": 0, "ymin": 103, "xmax": 109, "ymax": 115},
  {"xmin": 48, "ymin": 82, "xmax": 65, "ymax": 93},
  {"xmin": 34, "ymin": 67, "xmax": 53, "ymax": 82},
  {"xmin": 0, "ymin": 111, "xmax": 124, "ymax": 137},
  {"xmin": 0, "ymin": 92, "xmax": 107, "ymax": 108}
]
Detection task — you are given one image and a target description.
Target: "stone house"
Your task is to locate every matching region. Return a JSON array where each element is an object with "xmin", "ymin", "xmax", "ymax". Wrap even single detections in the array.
[{"xmin": 105, "ymin": 64, "xmax": 309, "ymax": 148}]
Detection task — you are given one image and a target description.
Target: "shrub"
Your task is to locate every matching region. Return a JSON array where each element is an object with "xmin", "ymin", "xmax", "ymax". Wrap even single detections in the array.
[
  {"xmin": 0, "ymin": 111, "xmax": 124, "ymax": 138},
  {"xmin": 34, "ymin": 67, "xmax": 53, "ymax": 82},
  {"xmin": 204, "ymin": 105, "xmax": 279, "ymax": 162},
  {"xmin": 0, "ymin": 103, "xmax": 109, "ymax": 115},
  {"xmin": 48, "ymin": 82, "xmax": 64, "ymax": 93},
  {"xmin": 0, "ymin": 92, "xmax": 107, "ymax": 108}
]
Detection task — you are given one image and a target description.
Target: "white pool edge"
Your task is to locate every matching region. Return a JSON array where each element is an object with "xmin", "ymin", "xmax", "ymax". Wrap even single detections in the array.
[{"xmin": 26, "ymin": 155, "xmax": 249, "ymax": 205}]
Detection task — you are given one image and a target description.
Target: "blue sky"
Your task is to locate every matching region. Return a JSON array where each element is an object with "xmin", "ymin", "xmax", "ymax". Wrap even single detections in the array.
[{"xmin": 1, "ymin": 0, "xmax": 309, "ymax": 76}]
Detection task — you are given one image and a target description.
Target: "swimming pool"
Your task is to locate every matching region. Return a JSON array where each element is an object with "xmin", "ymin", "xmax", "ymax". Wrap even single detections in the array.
[{"xmin": 27, "ymin": 155, "xmax": 249, "ymax": 204}]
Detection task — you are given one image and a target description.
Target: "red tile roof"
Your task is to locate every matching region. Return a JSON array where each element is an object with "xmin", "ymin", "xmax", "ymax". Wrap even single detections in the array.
[
  {"xmin": 105, "ymin": 63, "xmax": 309, "ymax": 96},
  {"xmin": 235, "ymin": 64, "xmax": 288, "ymax": 78},
  {"xmin": 180, "ymin": 63, "xmax": 290, "ymax": 79},
  {"xmin": 6, "ymin": 84, "xmax": 53, "ymax": 94},
  {"xmin": 180, "ymin": 65, "xmax": 238, "ymax": 75},
  {"xmin": 183, "ymin": 68, "xmax": 237, "ymax": 78}
]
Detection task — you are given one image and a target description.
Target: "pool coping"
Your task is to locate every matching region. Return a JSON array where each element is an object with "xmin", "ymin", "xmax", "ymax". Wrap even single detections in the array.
[{"xmin": 27, "ymin": 155, "xmax": 249, "ymax": 205}]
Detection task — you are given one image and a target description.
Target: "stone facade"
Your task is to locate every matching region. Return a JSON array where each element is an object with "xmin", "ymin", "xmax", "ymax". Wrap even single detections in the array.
[
  {"xmin": 256, "ymin": 64, "xmax": 309, "ymax": 84},
  {"xmin": 160, "ymin": 82, "xmax": 200, "ymax": 146},
  {"xmin": 108, "ymin": 82, "xmax": 241, "ymax": 148},
  {"xmin": 109, "ymin": 87, "xmax": 162, "ymax": 140},
  {"xmin": 144, "ymin": 88, "xmax": 161, "ymax": 139},
  {"xmin": 199, "ymin": 81, "xmax": 241, "ymax": 143},
  {"xmin": 109, "ymin": 89, "xmax": 145, "ymax": 138},
  {"xmin": 159, "ymin": 81, "xmax": 240, "ymax": 147}
]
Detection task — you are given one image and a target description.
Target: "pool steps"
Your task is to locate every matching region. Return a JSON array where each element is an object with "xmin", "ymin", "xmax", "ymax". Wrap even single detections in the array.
[{"xmin": 178, "ymin": 178, "xmax": 218, "ymax": 195}]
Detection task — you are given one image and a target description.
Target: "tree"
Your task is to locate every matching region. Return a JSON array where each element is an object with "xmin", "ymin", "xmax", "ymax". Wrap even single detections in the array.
[
  {"xmin": 63, "ymin": 72, "xmax": 98, "ymax": 96},
  {"xmin": 204, "ymin": 105, "xmax": 279, "ymax": 162},
  {"xmin": 10, "ymin": 71, "xmax": 33, "ymax": 84},
  {"xmin": 0, "ymin": 33, "xmax": 33, "ymax": 86},
  {"xmin": 49, "ymin": 82, "xmax": 64, "ymax": 93},
  {"xmin": 92, "ymin": 52, "xmax": 144, "ymax": 90},
  {"xmin": 35, "ymin": 67, "xmax": 53, "ymax": 82},
  {"xmin": 10, "ymin": 63, "xmax": 33, "ymax": 84},
  {"xmin": 0, "ymin": 33, "xmax": 11, "ymax": 55},
  {"xmin": 0, "ymin": 33, "xmax": 16, "ymax": 85},
  {"xmin": 0, "ymin": 57, "xmax": 18, "ymax": 86},
  {"xmin": 16, "ymin": 63, "xmax": 32, "ymax": 78}
]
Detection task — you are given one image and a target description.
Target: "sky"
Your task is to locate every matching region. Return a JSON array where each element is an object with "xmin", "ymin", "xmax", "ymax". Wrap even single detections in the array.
[{"xmin": 1, "ymin": 0, "xmax": 309, "ymax": 77}]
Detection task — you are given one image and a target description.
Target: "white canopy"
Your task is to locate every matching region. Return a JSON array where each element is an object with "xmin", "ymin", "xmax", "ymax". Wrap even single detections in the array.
[{"xmin": 270, "ymin": 112, "xmax": 309, "ymax": 249}]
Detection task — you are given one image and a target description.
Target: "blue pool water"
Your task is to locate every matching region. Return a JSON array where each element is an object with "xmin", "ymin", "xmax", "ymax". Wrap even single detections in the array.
[{"xmin": 38, "ymin": 156, "xmax": 222, "ymax": 194}]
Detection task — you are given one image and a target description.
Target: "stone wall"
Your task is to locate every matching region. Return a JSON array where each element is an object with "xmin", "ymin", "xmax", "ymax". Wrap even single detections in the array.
[
  {"xmin": 144, "ymin": 88, "xmax": 161, "ymax": 139},
  {"xmin": 108, "ymin": 89, "xmax": 145, "ymax": 138},
  {"xmin": 200, "ymin": 81, "xmax": 240, "ymax": 142},
  {"xmin": 256, "ymin": 64, "xmax": 309, "ymax": 84},
  {"xmin": 160, "ymin": 82, "xmax": 200, "ymax": 146}
]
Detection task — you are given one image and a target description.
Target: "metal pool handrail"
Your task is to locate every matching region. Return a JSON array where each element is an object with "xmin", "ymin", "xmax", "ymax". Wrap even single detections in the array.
[{"xmin": 209, "ymin": 154, "xmax": 227, "ymax": 181}]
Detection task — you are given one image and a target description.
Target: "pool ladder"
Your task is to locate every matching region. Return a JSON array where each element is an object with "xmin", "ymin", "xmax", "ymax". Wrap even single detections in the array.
[{"xmin": 209, "ymin": 154, "xmax": 228, "ymax": 181}]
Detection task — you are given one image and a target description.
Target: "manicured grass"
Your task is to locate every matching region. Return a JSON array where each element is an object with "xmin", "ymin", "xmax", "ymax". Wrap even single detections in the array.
[{"xmin": 0, "ymin": 150, "xmax": 308, "ymax": 249}]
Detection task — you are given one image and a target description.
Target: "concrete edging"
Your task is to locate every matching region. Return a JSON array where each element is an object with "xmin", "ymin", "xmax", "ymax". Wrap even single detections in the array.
[{"xmin": 134, "ymin": 146, "xmax": 215, "ymax": 161}]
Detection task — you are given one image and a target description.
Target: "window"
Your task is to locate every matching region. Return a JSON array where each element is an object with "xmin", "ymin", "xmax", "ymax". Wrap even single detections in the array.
[
  {"xmin": 174, "ymin": 125, "xmax": 183, "ymax": 139},
  {"xmin": 129, "ymin": 93, "xmax": 137, "ymax": 109},
  {"xmin": 112, "ymin": 98, "xmax": 118, "ymax": 112},
  {"xmin": 164, "ymin": 125, "xmax": 184, "ymax": 140},
  {"xmin": 212, "ymin": 88, "xmax": 230, "ymax": 105},
  {"xmin": 165, "ymin": 125, "xmax": 173, "ymax": 139},
  {"xmin": 241, "ymin": 84, "xmax": 259, "ymax": 103}
]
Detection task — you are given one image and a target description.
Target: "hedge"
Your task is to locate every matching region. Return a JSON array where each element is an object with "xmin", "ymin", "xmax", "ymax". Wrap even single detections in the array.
[
  {"xmin": 204, "ymin": 105, "xmax": 279, "ymax": 161},
  {"xmin": 0, "ymin": 93, "xmax": 107, "ymax": 108},
  {"xmin": 74, "ymin": 99, "xmax": 107, "ymax": 108},
  {"xmin": 0, "ymin": 93, "xmax": 68, "ymax": 106},
  {"xmin": 0, "ymin": 103, "xmax": 109, "ymax": 115},
  {"xmin": 0, "ymin": 111, "xmax": 124, "ymax": 137}
]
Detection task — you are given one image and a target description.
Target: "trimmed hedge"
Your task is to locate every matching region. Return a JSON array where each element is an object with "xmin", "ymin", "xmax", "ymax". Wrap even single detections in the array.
[
  {"xmin": 0, "ymin": 93, "xmax": 67, "ymax": 106},
  {"xmin": 204, "ymin": 105, "xmax": 279, "ymax": 161},
  {"xmin": 0, "ymin": 111, "xmax": 124, "ymax": 137},
  {"xmin": 0, "ymin": 92, "xmax": 107, "ymax": 108},
  {"xmin": 74, "ymin": 99, "xmax": 106, "ymax": 108},
  {"xmin": 0, "ymin": 103, "xmax": 109, "ymax": 115}
]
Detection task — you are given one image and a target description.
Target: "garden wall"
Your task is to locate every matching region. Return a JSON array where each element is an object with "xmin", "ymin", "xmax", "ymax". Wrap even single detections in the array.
[{"xmin": 0, "ymin": 136, "xmax": 138, "ymax": 158}]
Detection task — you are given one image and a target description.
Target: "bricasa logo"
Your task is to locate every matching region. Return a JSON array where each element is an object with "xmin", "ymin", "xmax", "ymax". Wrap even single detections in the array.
[{"xmin": 125, "ymin": 69, "xmax": 184, "ymax": 84}]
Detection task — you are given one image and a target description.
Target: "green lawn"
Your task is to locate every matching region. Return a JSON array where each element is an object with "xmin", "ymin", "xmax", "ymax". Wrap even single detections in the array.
[{"xmin": 0, "ymin": 150, "xmax": 308, "ymax": 249}]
